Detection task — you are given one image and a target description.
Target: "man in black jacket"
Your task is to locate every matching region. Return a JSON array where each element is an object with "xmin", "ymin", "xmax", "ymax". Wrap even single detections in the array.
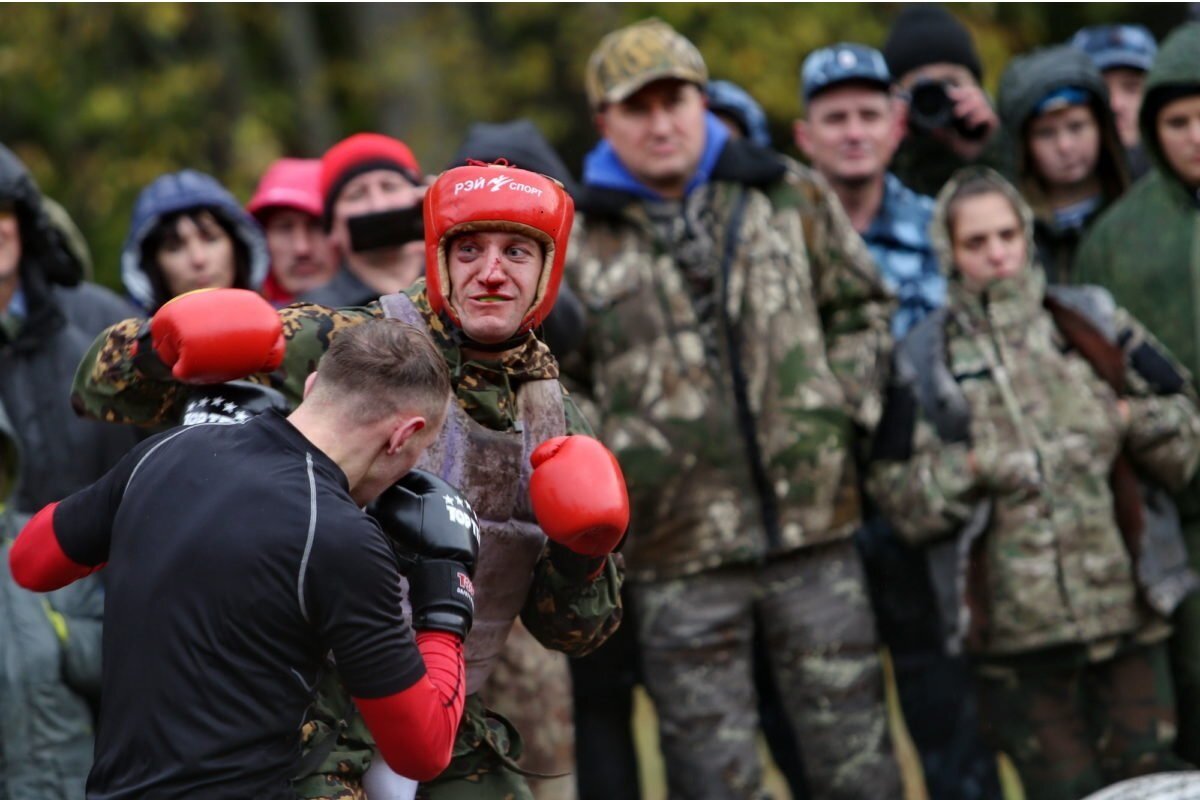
[{"xmin": 0, "ymin": 142, "xmax": 141, "ymax": 514}]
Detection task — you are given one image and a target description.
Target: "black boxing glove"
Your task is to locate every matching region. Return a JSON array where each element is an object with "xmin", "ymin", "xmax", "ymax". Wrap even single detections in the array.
[{"xmin": 369, "ymin": 470, "xmax": 479, "ymax": 639}]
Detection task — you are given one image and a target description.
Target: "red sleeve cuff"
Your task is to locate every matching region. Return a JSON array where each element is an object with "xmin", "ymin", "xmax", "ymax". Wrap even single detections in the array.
[{"xmin": 9, "ymin": 503, "xmax": 101, "ymax": 591}]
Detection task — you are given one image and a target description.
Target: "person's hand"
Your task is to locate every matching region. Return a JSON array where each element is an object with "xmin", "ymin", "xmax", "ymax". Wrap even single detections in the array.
[
  {"xmin": 968, "ymin": 442, "xmax": 1040, "ymax": 496},
  {"xmin": 530, "ymin": 436, "xmax": 629, "ymax": 557},
  {"xmin": 140, "ymin": 288, "xmax": 285, "ymax": 384},
  {"xmin": 1117, "ymin": 398, "xmax": 1132, "ymax": 428},
  {"xmin": 529, "ymin": 435, "xmax": 629, "ymax": 580},
  {"xmin": 369, "ymin": 470, "xmax": 479, "ymax": 640},
  {"xmin": 946, "ymin": 83, "xmax": 999, "ymax": 158}
]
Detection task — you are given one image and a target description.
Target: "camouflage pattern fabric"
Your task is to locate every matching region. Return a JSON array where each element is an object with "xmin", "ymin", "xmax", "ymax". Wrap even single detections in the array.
[
  {"xmin": 567, "ymin": 160, "xmax": 893, "ymax": 583},
  {"xmin": 69, "ymin": 280, "xmax": 622, "ymax": 799},
  {"xmin": 416, "ymin": 694, "xmax": 534, "ymax": 800},
  {"xmin": 480, "ymin": 619, "xmax": 576, "ymax": 800},
  {"xmin": 292, "ymin": 666, "xmax": 372, "ymax": 800},
  {"xmin": 633, "ymin": 539, "xmax": 900, "ymax": 799},
  {"xmin": 867, "ymin": 171, "xmax": 1200, "ymax": 657},
  {"xmin": 584, "ymin": 18, "xmax": 707, "ymax": 109},
  {"xmin": 973, "ymin": 640, "xmax": 1189, "ymax": 800}
]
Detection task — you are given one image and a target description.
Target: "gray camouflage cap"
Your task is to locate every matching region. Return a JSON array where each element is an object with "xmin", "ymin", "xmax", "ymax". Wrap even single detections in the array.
[{"xmin": 586, "ymin": 18, "xmax": 708, "ymax": 110}]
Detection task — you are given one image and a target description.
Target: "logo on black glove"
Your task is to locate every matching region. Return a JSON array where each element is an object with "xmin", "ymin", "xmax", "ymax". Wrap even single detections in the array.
[{"xmin": 442, "ymin": 493, "xmax": 480, "ymax": 543}]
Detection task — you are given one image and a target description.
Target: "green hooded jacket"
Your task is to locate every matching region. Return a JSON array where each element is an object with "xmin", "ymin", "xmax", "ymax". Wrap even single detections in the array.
[
  {"xmin": 997, "ymin": 45, "xmax": 1129, "ymax": 284},
  {"xmin": 0, "ymin": 398, "xmax": 105, "ymax": 800},
  {"xmin": 1075, "ymin": 21, "xmax": 1200, "ymax": 525}
]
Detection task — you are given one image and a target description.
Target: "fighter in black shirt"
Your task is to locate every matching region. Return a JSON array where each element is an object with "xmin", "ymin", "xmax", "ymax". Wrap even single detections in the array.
[{"xmin": 10, "ymin": 315, "xmax": 476, "ymax": 798}]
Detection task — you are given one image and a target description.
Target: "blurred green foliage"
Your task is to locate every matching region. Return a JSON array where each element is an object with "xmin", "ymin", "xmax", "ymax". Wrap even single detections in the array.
[{"xmin": 0, "ymin": 3, "xmax": 1187, "ymax": 291}]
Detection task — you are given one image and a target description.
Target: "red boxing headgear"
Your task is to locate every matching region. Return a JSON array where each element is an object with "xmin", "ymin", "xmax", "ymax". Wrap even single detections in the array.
[{"xmin": 424, "ymin": 163, "xmax": 574, "ymax": 335}]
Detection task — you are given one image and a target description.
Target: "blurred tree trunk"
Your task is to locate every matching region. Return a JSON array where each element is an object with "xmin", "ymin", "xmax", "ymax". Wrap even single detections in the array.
[
  {"xmin": 205, "ymin": 4, "xmax": 247, "ymax": 175},
  {"xmin": 349, "ymin": 3, "xmax": 452, "ymax": 169},
  {"xmin": 279, "ymin": 3, "xmax": 337, "ymax": 154}
]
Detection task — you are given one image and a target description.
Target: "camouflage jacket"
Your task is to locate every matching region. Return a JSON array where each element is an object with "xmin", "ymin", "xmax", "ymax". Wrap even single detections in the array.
[
  {"xmin": 566, "ymin": 140, "xmax": 894, "ymax": 582},
  {"xmin": 867, "ymin": 174, "xmax": 1200, "ymax": 657}
]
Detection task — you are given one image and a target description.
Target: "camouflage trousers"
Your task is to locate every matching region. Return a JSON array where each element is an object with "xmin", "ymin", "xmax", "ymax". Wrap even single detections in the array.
[
  {"xmin": 632, "ymin": 538, "xmax": 902, "ymax": 800},
  {"xmin": 480, "ymin": 619, "xmax": 577, "ymax": 800},
  {"xmin": 293, "ymin": 671, "xmax": 537, "ymax": 800},
  {"xmin": 973, "ymin": 639, "xmax": 1189, "ymax": 800}
]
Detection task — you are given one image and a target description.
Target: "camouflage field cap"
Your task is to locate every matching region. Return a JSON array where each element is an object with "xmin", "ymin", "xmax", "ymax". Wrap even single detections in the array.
[{"xmin": 586, "ymin": 18, "xmax": 708, "ymax": 109}]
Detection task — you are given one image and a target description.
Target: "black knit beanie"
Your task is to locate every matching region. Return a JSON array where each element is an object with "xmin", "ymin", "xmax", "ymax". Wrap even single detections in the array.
[{"xmin": 883, "ymin": 5, "xmax": 983, "ymax": 82}]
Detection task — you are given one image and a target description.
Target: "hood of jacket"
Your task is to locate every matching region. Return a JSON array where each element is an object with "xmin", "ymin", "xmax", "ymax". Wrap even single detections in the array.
[
  {"xmin": 0, "ymin": 143, "xmax": 86, "ymax": 290},
  {"xmin": 997, "ymin": 45, "xmax": 1129, "ymax": 217},
  {"xmin": 120, "ymin": 169, "xmax": 269, "ymax": 312},
  {"xmin": 449, "ymin": 119, "xmax": 581, "ymax": 199},
  {"xmin": 577, "ymin": 131, "xmax": 785, "ymax": 218},
  {"xmin": 930, "ymin": 166, "xmax": 1039, "ymax": 283},
  {"xmin": 1139, "ymin": 22, "xmax": 1200, "ymax": 200}
]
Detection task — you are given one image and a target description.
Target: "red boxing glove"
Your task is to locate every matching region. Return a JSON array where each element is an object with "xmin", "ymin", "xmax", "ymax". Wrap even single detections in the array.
[
  {"xmin": 146, "ymin": 288, "xmax": 285, "ymax": 384},
  {"xmin": 529, "ymin": 435, "xmax": 629, "ymax": 558}
]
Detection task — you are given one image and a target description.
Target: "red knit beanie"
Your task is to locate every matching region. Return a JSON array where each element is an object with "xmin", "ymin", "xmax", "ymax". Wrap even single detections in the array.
[{"xmin": 320, "ymin": 133, "xmax": 422, "ymax": 226}]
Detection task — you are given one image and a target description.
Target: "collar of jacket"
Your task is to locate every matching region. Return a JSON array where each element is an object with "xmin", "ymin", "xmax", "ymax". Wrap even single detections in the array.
[
  {"xmin": 5, "ymin": 262, "xmax": 65, "ymax": 353},
  {"xmin": 578, "ymin": 137, "xmax": 787, "ymax": 219}
]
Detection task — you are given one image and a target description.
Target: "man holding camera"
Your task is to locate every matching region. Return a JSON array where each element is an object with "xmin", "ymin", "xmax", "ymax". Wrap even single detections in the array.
[
  {"xmin": 794, "ymin": 43, "xmax": 1002, "ymax": 800},
  {"xmin": 882, "ymin": 5, "xmax": 1006, "ymax": 196},
  {"xmin": 303, "ymin": 133, "xmax": 430, "ymax": 308}
]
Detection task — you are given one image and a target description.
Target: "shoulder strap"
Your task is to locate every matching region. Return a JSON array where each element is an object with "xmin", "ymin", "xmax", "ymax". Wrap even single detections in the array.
[
  {"xmin": 897, "ymin": 308, "xmax": 970, "ymax": 444},
  {"xmin": 1044, "ymin": 284, "xmax": 1124, "ymax": 392},
  {"xmin": 1044, "ymin": 284, "xmax": 1118, "ymax": 343},
  {"xmin": 378, "ymin": 292, "xmax": 423, "ymax": 327}
]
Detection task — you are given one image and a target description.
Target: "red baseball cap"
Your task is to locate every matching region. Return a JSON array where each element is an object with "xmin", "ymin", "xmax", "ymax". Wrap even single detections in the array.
[{"xmin": 246, "ymin": 158, "xmax": 323, "ymax": 221}]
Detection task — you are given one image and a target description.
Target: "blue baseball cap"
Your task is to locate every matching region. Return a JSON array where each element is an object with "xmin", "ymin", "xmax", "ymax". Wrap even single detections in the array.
[
  {"xmin": 707, "ymin": 80, "xmax": 772, "ymax": 149},
  {"xmin": 801, "ymin": 43, "xmax": 891, "ymax": 104},
  {"xmin": 1070, "ymin": 24, "xmax": 1157, "ymax": 73}
]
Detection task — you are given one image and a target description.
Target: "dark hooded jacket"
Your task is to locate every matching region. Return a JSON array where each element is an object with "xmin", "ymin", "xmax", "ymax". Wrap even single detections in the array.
[
  {"xmin": 1077, "ymin": 23, "xmax": 1200, "ymax": 373},
  {"xmin": 997, "ymin": 45, "xmax": 1130, "ymax": 284},
  {"xmin": 120, "ymin": 169, "xmax": 268, "ymax": 313},
  {"xmin": 0, "ymin": 397, "xmax": 105, "ymax": 800},
  {"xmin": 0, "ymin": 144, "xmax": 142, "ymax": 513}
]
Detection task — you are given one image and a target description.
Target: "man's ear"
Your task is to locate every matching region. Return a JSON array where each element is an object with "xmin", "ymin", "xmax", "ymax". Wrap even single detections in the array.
[
  {"xmin": 594, "ymin": 110, "xmax": 608, "ymax": 138},
  {"xmin": 302, "ymin": 371, "xmax": 319, "ymax": 400},
  {"xmin": 891, "ymin": 95, "xmax": 910, "ymax": 146},
  {"xmin": 793, "ymin": 119, "xmax": 811, "ymax": 158},
  {"xmin": 386, "ymin": 415, "xmax": 427, "ymax": 456}
]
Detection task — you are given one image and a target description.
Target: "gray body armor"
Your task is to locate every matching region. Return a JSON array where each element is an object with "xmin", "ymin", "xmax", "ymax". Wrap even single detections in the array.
[
  {"xmin": 381, "ymin": 293, "xmax": 566, "ymax": 694},
  {"xmin": 897, "ymin": 285, "xmax": 1198, "ymax": 654}
]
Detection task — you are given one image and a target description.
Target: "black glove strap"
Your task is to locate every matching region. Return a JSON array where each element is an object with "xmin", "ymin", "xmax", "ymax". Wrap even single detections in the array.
[
  {"xmin": 547, "ymin": 540, "xmax": 605, "ymax": 582},
  {"xmin": 409, "ymin": 559, "xmax": 474, "ymax": 639},
  {"xmin": 132, "ymin": 321, "xmax": 173, "ymax": 381}
]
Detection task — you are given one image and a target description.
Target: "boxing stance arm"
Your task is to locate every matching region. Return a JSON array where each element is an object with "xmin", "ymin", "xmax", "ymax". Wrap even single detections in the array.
[
  {"xmin": 354, "ymin": 631, "xmax": 466, "ymax": 782},
  {"xmin": 71, "ymin": 298, "xmax": 380, "ymax": 427},
  {"xmin": 9, "ymin": 503, "xmax": 104, "ymax": 591}
]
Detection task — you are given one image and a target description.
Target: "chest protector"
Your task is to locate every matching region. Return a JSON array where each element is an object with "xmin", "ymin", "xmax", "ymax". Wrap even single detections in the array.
[{"xmin": 382, "ymin": 293, "xmax": 565, "ymax": 693}]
